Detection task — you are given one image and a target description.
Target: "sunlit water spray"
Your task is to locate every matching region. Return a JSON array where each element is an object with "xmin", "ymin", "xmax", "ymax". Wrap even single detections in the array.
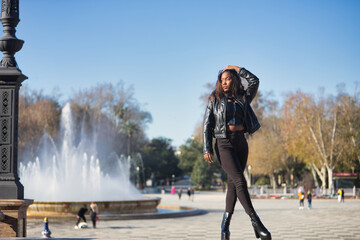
[{"xmin": 19, "ymin": 103, "xmax": 142, "ymax": 201}]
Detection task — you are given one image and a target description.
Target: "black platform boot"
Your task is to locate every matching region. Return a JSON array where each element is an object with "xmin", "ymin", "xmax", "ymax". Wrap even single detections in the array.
[
  {"xmin": 249, "ymin": 212, "xmax": 271, "ymax": 239},
  {"xmin": 221, "ymin": 212, "xmax": 232, "ymax": 240}
]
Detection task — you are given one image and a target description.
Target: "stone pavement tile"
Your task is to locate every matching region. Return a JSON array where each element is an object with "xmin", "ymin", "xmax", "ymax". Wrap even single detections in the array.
[
  {"xmin": 281, "ymin": 238, "xmax": 307, "ymax": 240},
  {"xmin": 303, "ymin": 239, "xmax": 325, "ymax": 240},
  {"xmin": 301, "ymin": 234, "xmax": 321, "ymax": 238},
  {"xmin": 25, "ymin": 193, "xmax": 360, "ymax": 239}
]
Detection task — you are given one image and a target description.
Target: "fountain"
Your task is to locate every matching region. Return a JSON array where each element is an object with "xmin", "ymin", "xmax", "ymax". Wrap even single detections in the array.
[{"xmin": 19, "ymin": 103, "xmax": 160, "ymax": 218}]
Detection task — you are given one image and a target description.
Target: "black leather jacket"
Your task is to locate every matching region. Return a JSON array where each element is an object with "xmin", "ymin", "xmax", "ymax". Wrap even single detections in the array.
[{"xmin": 203, "ymin": 68, "xmax": 260, "ymax": 154}]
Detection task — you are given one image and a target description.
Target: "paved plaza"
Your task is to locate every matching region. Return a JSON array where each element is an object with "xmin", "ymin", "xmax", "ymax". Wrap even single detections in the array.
[{"xmin": 21, "ymin": 192, "xmax": 360, "ymax": 239}]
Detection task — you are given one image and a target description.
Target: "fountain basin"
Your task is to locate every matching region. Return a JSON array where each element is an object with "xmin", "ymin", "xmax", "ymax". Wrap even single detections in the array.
[{"xmin": 27, "ymin": 197, "xmax": 161, "ymax": 218}]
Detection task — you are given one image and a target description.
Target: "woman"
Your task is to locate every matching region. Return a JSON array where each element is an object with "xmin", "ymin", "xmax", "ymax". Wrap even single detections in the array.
[
  {"xmin": 90, "ymin": 202, "xmax": 99, "ymax": 228},
  {"xmin": 203, "ymin": 65, "xmax": 271, "ymax": 240}
]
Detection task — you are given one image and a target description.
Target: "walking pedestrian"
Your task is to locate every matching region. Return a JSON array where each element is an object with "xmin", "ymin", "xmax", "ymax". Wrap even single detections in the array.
[{"xmin": 203, "ymin": 65, "xmax": 271, "ymax": 240}]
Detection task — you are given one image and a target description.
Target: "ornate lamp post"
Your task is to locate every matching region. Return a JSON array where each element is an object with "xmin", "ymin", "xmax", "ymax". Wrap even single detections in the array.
[
  {"xmin": 0, "ymin": 0, "xmax": 26, "ymax": 199},
  {"xmin": 0, "ymin": 0, "xmax": 33, "ymax": 237}
]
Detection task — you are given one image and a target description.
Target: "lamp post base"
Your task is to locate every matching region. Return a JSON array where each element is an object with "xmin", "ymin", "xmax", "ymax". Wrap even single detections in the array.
[{"xmin": 0, "ymin": 180, "xmax": 24, "ymax": 199}]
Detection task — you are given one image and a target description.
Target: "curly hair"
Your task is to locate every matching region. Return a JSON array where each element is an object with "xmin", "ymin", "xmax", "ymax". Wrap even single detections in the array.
[{"xmin": 210, "ymin": 69, "xmax": 244, "ymax": 101}]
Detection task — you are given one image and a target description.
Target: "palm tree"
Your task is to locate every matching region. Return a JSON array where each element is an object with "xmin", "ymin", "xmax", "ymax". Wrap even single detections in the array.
[{"xmin": 120, "ymin": 121, "xmax": 140, "ymax": 156}]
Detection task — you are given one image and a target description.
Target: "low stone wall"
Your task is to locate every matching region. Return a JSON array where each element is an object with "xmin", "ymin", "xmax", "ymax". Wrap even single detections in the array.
[{"xmin": 27, "ymin": 197, "xmax": 161, "ymax": 218}]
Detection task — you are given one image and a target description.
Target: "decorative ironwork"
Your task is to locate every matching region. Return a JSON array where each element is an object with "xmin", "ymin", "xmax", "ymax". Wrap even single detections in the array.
[
  {"xmin": 0, "ymin": 146, "xmax": 8, "ymax": 172},
  {"xmin": 1, "ymin": 0, "xmax": 19, "ymax": 18},
  {"xmin": 2, "ymin": 90, "xmax": 9, "ymax": 114},
  {"xmin": 0, "ymin": 0, "xmax": 23, "ymax": 67},
  {"xmin": 1, "ymin": 118, "xmax": 8, "ymax": 142}
]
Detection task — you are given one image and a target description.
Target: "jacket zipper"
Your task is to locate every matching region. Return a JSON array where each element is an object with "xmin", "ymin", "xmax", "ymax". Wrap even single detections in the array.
[
  {"xmin": 233, "ymin": 101, "xmax": 236, "ymax": 125},
  {"xmin": 223, "ymin": 98, "xmax": 227, "ymax": 137}
]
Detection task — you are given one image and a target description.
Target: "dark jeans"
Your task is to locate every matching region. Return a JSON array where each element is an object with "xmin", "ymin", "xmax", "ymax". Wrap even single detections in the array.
[
  {"xmin": 215, "ymin": 131, "xmax": 255, "ymax": 215},
  {"xmin": 91, "ymin": 213, "xmax": 97, "ymax": 228},
  {"xmin": 76, "ymin": 215, "xmax": 86, "ymax": 226}
]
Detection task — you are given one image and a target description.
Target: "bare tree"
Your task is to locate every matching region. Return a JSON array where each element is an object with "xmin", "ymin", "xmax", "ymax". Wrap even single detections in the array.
[
  {"xmin": 248, "ymin": 107, "xmax": 284, "ymax": 192},
  {"xmin": 281, "ymin": 91, "xmax": 343, "ymax": 192},
  {"xmin": 18, "ymin": 86, "xmax": 61, "ymax": 161},
  {"xmin": 336, "ymin": 86, "xmax": 360, "ymax": 166}
]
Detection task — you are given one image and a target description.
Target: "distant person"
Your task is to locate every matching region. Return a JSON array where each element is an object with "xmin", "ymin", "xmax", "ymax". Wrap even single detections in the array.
[
  {"xmin": 89, "ymin": 202, "xmax": 99, "ymax": 228},
  {"xmin": 190, "ymin": 187, "xmax": 195, "ymax": 201},
  {"xmin": 298, "ymin": 192, "xmax": 305, "ymax": 209},
  {"xmin": 187, "ymin": 187, "xmax": 191, "ymax": 200},
  {"xmin": 161, "ymin": 186, "xmax": 165, "ymax": 195},
  {"xmin": 353, "ymin": 185, "xmax": 356, "ymax": 198},
  {"xmin": 307, "ymin": 190, "xmax": 312, "ymax": 209},
  {"xmin": 203, "ymin": 65, "xmax": 271, "ymax": 240},
  {"xmin": 75, "ymin": 204, "xmax": 88, "ymax": 229},
  {"xmin": 171, "ymin": 186, "xmax": 175, "ymax": 194},
  {"xmin": 341, "ymin": 188, "xmax": 345, "ymax": 202},
  {"xmin": 316, "ymin": 186, "xmax": 320, "ymax": 196},
  {"xmin": 337, "ymin": 189, "xmax": 343, "ymax": 203},
  {"xmin": 177, "ymin": 187, "xmax": 182, "ymax": 200}
]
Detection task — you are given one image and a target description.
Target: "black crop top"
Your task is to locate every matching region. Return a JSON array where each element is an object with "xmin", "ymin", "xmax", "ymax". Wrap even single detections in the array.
[{"xmin": 226, "ymin": 100, "xmax": 245, "ymax": 126}]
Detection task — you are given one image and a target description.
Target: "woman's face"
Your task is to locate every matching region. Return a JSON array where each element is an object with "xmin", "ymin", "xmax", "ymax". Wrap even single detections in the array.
[{"xmin": 221, "ymin": 71, "xmax": 232, "ymax": 92}]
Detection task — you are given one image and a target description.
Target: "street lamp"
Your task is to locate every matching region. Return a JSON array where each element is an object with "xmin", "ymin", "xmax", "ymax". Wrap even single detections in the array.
[
  {"xmin": 248, "ymin": 165, "xmax": 252, "ymax": 187},
  {"xmin": 0, "ymin": 1, "xmax": 34, "ymax": 237},
  {"xmin": 0, "ymin": 0, "xmax": 27, "ymax": 199},
  {"xmin": 136, "ymin": 166, "xmax": 140, "ymax": 189}
]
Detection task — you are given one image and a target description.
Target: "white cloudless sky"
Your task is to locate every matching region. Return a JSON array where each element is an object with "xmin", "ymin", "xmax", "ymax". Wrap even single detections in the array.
[{"xmin": 13, "ymin": 0, "xmax": 360, "ymax": 147}]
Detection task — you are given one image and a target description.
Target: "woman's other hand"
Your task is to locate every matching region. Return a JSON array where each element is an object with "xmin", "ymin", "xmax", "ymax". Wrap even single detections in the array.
[
  {"xmin": 223, "ymin": 65, "xmax": 241, "ymax": 72},
  {"xmin": 204, "ymin": 153, "xmax": 213, "ymax": 163}
]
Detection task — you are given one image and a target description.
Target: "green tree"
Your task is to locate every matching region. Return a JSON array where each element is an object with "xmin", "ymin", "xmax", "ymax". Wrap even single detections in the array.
[
  {"xmin": 141, "ymin": 137, "xmax": 181, "ymax": 184},
  {"xmin": 178, "ymin": 138, "xmax": 203, "ymax": 175},
  {"xmin": 190, "ymin": 154, "xmax": 216, "ymax": 189},
  {"xmin": 120, "ymin": 121, "xmax": 140, "ymax": 156},
  {"xmin": 178, "ymin": 138, "xmax": 224, "ymax": 189}
]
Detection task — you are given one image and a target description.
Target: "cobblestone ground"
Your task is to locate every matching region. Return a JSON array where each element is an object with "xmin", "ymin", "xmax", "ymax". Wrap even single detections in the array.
[{"xmin": 22, "ymin": 192, "xmax": 360, "ymax": 239}]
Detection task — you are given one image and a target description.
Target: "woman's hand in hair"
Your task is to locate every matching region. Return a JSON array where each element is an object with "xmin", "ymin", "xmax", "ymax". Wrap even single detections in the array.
[
  {"xmin": 204, "ymin": 153, "xmax": 213, "ymax": 163},
  {"xmin": 223, "ymin": 65, "xmax": 241, "ymax": 72}
]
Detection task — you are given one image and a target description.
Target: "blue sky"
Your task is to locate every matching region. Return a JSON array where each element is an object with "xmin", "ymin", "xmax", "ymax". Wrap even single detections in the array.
[{"xmin": 13, "ymin": 0, "xmax": 360, "ymax": 147}]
